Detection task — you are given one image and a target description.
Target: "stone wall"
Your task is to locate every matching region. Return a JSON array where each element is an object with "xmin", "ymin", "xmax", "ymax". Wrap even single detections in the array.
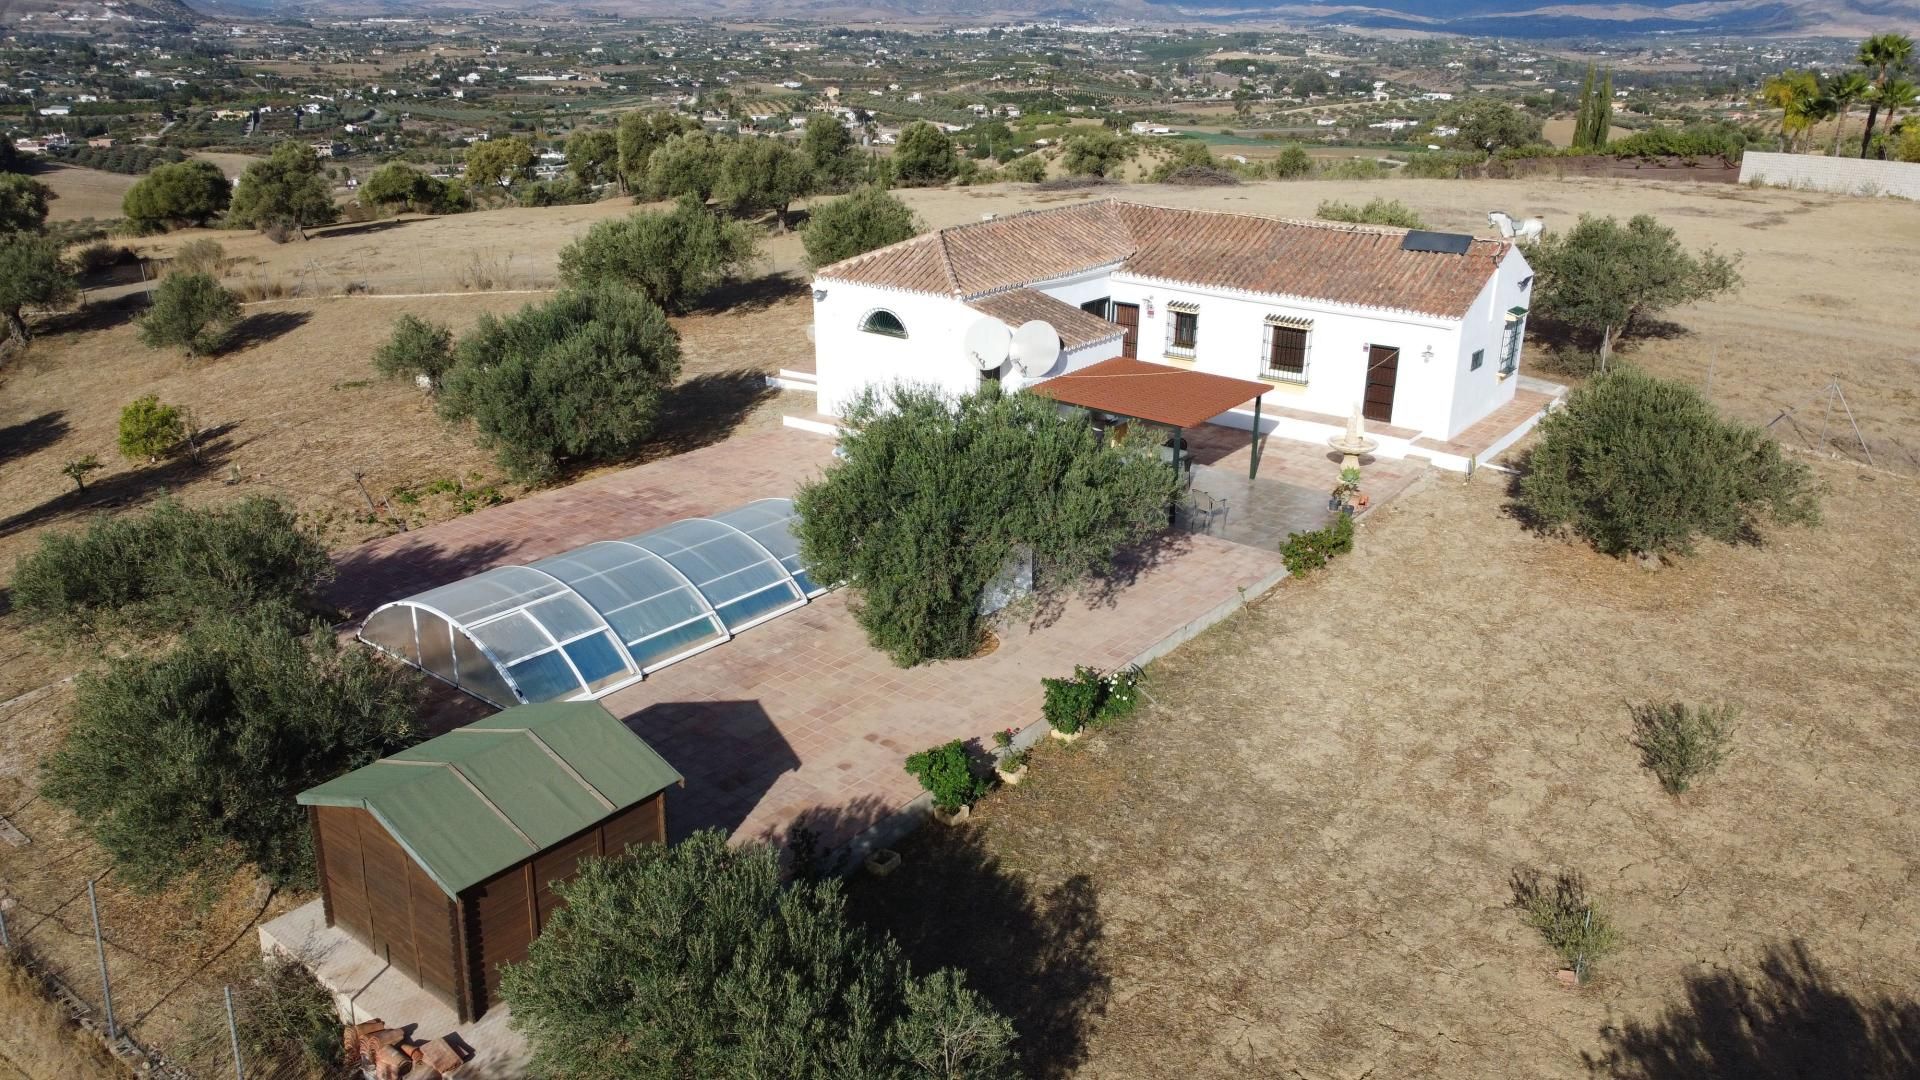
[{"xmin": 1738, "ymin": 151, "xmax": 1920, "ymax": 200}]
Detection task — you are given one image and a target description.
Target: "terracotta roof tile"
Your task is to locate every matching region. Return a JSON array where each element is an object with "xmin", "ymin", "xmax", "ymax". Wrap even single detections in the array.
[
  {"xmin": 815, "ymin": 199, "xmax": 1508, "ymax": 319},
  {"xmin": 1028, "ymin": 355, "xmax": 1271, "ymax": 431},
  {"xmin": 966, "ymin": 288, "xmax": 1125, "ymax": 350}
]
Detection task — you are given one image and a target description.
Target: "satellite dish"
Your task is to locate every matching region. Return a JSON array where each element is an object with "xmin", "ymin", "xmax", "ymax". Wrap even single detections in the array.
[
  {"xmin": 1008, "ymin": 320, "xmax": 1061, "ymax": 378},
  {"xmin": 963, "ymin": 317, "xmax": 1012, "ymax": 372}
]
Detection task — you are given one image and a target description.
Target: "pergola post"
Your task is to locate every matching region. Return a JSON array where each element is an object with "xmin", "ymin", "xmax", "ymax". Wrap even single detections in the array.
[{"xmin": 1249, "ymin": 396, "xmax": 1264, "ymax": 480}]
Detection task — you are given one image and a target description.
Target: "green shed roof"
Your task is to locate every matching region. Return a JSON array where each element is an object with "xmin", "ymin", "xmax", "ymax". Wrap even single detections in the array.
[{"xmin": 298, "ymin": 702, "xmax": 683, "ymax": 896}]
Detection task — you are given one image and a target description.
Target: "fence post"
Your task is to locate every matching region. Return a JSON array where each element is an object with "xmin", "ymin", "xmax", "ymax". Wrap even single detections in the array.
[
  {"xmin": 225, "ymin": 985, "xmax": 245, "ymax": 1080},
  {"xmin": 0, "ymin": 902, "xmax": 10, "ymax": 951},
  {"xmin": 87, "ymin": 878, "xmax": 117, "ymax": 1039}
]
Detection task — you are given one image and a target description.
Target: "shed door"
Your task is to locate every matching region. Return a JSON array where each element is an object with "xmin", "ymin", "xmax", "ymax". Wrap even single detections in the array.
[
  {"xmin": 1111, "ymin": 303, "xmax": 1140, "ymax": 359},
  {"xmin": 1364, "ymin": 345, "xmax": 1399, "ymax": 425}
]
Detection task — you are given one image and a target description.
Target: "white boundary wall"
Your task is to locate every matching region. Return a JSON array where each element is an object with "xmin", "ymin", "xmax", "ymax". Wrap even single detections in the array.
[{"xmin": 1738, "ymin": 151, "xmax": 1920, "ymax": 200}]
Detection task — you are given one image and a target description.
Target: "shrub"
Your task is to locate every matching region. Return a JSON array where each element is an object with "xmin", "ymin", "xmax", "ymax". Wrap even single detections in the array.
[
  {"xmin": 116, "ymin": 394, "xmax": 186, "ymax": 462},
  {"xmin": 802, "ymin": 185, "xmax": 919, "ymax": 268},
  {"xmin": 1099, "ymin": 664, "xmax": 1144, "ymax": 722},
  {"xmin": 1631, "ymin": 702, "xmax": 1736, "ymax": 794},
  {"xmin": 168, "ymin": 237, "xmax": 226, "ymax": 276},
  {"xmin": 1280, "ymin": 513, "xmax": 1355, "ymax": 575},
  {"xmin": 556, "ymin": 195, "xmax": 757, "ymax": 312},
  {"xmin": 121, "ymin": 159, "xmax": 230, "ymax": 232},
  {"xmin": 500, "ymin": 831, "xmax": 1015, "ymax": 1078},
  {"xmin": 1265, "ymin": 145, "xmax": 1314, "ymax": 179},
  {"xmin": 794, "ymin": 387, "xmax": 1179, "ymax": 666},
  {"xmin": 904, "ymin": 739, "xmax": 991, "ymax": 810},
  {"xmin": 139, "ymin": 271, "xmax": 240, "ymax": 358},
  {"xmin": 1515, "ymin": 368, "xmax": 1819, "ymax": 558},
  {"xmin": 1001, "ymin": 152, "xmax": 1047, "ymax": 183},
  {"xmin": 1317, "ymin": 157, "xmax": 1390, "ymax": 181},
  {"xmin": 1511, "ymin": 869, "xmax": 1619, "ymax": 983},
  {"xmin": 72, "ymin": 240, "xmax": 135, "ymax": 275},
  {"xmin": 40, "ymin": 611, "xmax": 420, "ymax": 890},
  {"xmin": 207, "ymin": 957, "xmax": 343, "ymax": 1076},
  {"xmin": 1399, "ymin": 151, "xmax": 1482, "ymax": 179},
  {"xmin": 1061, "ymin": 129, "xmax": 1131, "ymax": 177},
  {"xmin": 438, "ymin": 285, "xmax": 682, "ymax": 482},
  {"xmin": 1316, "ymin": 197, "xmax": 1425, "ymax": 228},
  {"xmin": 11, "ymin": 496, "xmax": 333, "ymax": 642},
  {"xmin": 0, "ymin": 233, "xmax": 77, "ymax": 342},
  {"xmin": 1043, "ymin": 669, "xmax": 1102, "ymax": 734},
  {"xmin": 372, "ymin": 313, "xmax": 454, "ymax": 391}
]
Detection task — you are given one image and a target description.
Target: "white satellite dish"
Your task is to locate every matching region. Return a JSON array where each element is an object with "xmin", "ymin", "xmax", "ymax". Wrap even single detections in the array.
[
  {"xmin": 963, "ymin": 317, "xmax": 1012, "ymax": 372},
  {"xmin": 1008, "ymin": 320, "xmax": 1061, "ymax": 378}
]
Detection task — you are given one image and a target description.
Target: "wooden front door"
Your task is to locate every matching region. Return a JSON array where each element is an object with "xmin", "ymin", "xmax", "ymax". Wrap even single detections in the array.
[
  {"xmin": 1364, "ymin": 345, "xmax": 1399, "ymax": 425},
  {"xmin": 1111, "ymin": 303, "xmax": 1140, "ymax": 359}
]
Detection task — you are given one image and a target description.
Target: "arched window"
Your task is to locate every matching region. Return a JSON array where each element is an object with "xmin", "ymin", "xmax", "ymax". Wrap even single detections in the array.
[{"xmin": 860, "ymin": 309, "xmax": 908, "ymax": 338}]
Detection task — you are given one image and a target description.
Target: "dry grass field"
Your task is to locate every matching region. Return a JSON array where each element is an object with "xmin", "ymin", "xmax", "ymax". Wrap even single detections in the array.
[
  {"xmin": 36, "ymin": 164, "xmax": 136, "ymax": 223},
  {"xmin": 0, "ymin": 172, "xmax": 1915, "ymax": 1077}
]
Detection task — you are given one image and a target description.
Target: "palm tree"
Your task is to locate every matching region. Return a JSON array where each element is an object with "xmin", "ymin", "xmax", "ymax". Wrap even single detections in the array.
[
  {"xmin": 1856, "ymin": 32, "xmax": 1914, "ymax": 157},
  {"xmin": 1762, "ymin": 70, "xmax": 1821, "ymax": 153},
  {"xmin": 1825, "ymin": 71, "xmax": 1873, "ymax": 155},
  {"xmin": 1876, "ymin": 78, "xmax": 1919, "ymax": 158}
]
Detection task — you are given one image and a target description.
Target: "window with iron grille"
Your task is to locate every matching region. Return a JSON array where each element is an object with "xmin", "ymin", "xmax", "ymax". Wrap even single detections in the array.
[
  {"xmin": 1500, "ymin": 313, "xmax": 1524, "ymax": 375},
  {"xmin": 1168, "ymin": 310, "xmax": 1198, "ymax": 356},
  {"xmin": 1470, "ymin": 348, "xmax": 1484, "ymax": 371},
  {"xmin": 1262, "ymin": 323, "xmax": 1309, "ymax": 383},
  {"xmin": 860, "ymin": 309, "xmax": 908, "ymax": 338}
]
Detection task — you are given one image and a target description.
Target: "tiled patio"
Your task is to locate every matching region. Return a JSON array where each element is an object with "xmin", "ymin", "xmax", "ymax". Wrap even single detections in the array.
[{"xmin": 1177, "ymin": 424, "xmax": 1427, "ymax": 550}]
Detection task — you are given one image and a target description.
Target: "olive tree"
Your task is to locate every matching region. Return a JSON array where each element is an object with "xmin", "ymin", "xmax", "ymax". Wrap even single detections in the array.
[
  {"xmin": 801, "ymin": 113, "xmax": 862, "ymax": 191},
  {"xmin": 501, "ymin": 830, "xmax": 1015, "ymax": 1080},
  {"xmin": 617, "ymin": 109, "xmax": 689, "ymax": 193},
  {"xmin": 229, "ymin": 141, "xmax": 338, "ymax": 239},
  {"xmin": 40, "ymin": 611, "xmax": 420, "ymax": 891},
  {"xmin": 139, "ymin": 271, "xmax": 240, "ymax": 358},
  {"xmin": 1525, "ymin": 213, "xmax": 1741, "ymax": 368},
  {"xmin": 645, "ymin": 131, "xmax": 725, "ymax": 201},
  {"xmin": 372, "ymin": 314, "xmax": 454, "ymax": 391},
  {"xmin": 0, "ymin": 233, "xmax": 77, "ymax": 342},
  {"xmin": 557, "ymin": 195, "xmax": 757, "ymax": 311},
  {"xmin": 1442, "ymin": 99, "xmax": 1545, "ymax": 156},
  {"xmin": 1061, "ymin": 129, "xmax": 1131, "ymax": 177},
  {"xmin": 122, "ymin": 159, "xmax": 230, "ymax": 232},
  {"xmin": 803, "ymin": 186, "xmax": 919, "ymax": 268},
  {"xmin": 438, "ymin": 285, "xmax": 683, "ymax": 482},
  {"xmin": 715, "ymin": 137, "xmax": 813, "ymax": 230},
  {"xmin": 566, "ymin": 128, "xmax": 618, "ymax": 186},
  {"xmin": 892, "ymin": 122, "xmax": 958, "ymax": 187},
  {"xmin": 1515, "ymin": 367, "xmax": 1819, "ymax": 559},
  {"xmin": 794, "ymin": 385, "xmax": 1180, "ymax": 666},
  {"xmin": 0, "ymin": 172, "xmax": 52, "ymax": 234},
  {"xmin": 464, "ymin": 136, "xmax": 534, "ymax": 193}
]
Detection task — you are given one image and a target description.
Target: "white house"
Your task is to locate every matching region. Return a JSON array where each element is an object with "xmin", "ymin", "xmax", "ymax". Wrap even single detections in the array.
[{"xmin": 808, "ymin": 200, "xmax": 1533, "ymax": 459}]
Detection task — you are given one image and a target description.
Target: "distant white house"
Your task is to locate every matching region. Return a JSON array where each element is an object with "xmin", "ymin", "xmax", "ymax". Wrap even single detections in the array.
[
  {"xmin": 1129, "ymin": 121, "xmax": 1173, "ymax": 136},
  {"xmin": 808, "ymin": 201, "xmax": 1534, "ymax": 454}
]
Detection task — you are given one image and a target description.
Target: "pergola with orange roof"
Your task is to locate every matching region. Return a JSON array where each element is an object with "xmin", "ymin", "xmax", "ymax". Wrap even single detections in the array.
[{"xmin": 1028, "ymin": 356, "xmax": 1273, "ymax": 479}]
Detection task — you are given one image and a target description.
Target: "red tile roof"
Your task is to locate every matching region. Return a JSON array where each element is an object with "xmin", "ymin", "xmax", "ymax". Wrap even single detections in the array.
[
  {"xmin": 1028, "ymin": 356, "xmax": 1271, "ymax": 431},
  {"xmin": 816, "ymin": 199, "xmax": 1509, "ymax": 319},
  {"xmin": 966, "ymin": 288, "xmax": 1126, "ymax": 350}
]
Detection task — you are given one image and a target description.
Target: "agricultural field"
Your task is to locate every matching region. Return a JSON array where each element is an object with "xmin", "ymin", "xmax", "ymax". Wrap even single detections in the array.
[
  {"xmin": 36, "ymin": 164, "xmax": 137, "ymax": 222},
  {"xmin": 1, "ymin": 171, "xmax": 1916, "ymax": 1077}
]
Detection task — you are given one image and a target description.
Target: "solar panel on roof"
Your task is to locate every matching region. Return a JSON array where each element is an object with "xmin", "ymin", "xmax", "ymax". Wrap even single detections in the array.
[{"xmin": 1400, "ymin": 231, "xmax": 1474, "ymax": 255}]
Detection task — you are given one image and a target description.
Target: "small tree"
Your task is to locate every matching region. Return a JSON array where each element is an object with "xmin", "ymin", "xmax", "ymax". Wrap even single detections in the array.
[
  {"xmin": 40, "ymin": 612, "xmax": 420, "ymax": 890},
  {"xmin": 0, "ymin": 172, "xmax": 52, "ymax": 234},
  {"xmin": 0, "ymin": 233, "xmax": 77, "ymax": 342},
  {"xmin": 1511, "ymin": 869, "xmax": 1619, "ymax": 984},
  {"xmin": 1632, "ymin": 702, "xmax": 1736, "ymax": 794},
  {"xmin": 439, "ymin": 285, "xmax": 683, "ymax": 482},
  {"xmin": 359, "ymin": 162, "xmax": 456, "ymax": 214},
  {"xmin": 121, "ymin": 159, "xmax": 230, "ymax": 232},
  {"xmin": 465, "ymin": 136, "xmax": 535, "ymax": 193},
  {"xmin": 893, "ymin": 121, "xmax": 959, "ymax": 187},
  {"xmin": 566, "ymin": 128, "xmax": 618, "ymax": 186},
  {"xmin": 616, "ymin": 109, "xmax": 688, "ymax": 193},
  {"xmin": 1525, "ymin": 213, "xmax": 1741, "ymax": 367},
  {"xmin": 800, "ymin": 113, "xmax": 861, "ymax": 191},
  {"xmin": 715, "ymin": 137, "xmax": 813, "ymax": 230},
  {"xmin": 1316, "ymin": 198, "xmax": 1425, "ymax": 229},
  {"xmin": 557, "ymin": 195, "xmax": 757, "ymax": 312},
  {"xmin": 372, "ymin": 313, "xmax": 454, "ymax": 391},
  {"xmin": 60, "ymin": 454, "xmax": 102, "ymax": 492},
  {"xmin": 794, "ymin": 386, "xmax": 1179, "ymax": 666},
  {"xmin": 802, "ymin": 186, "xmax": 919, "ymax": 268},
  {"xmin": 139, "ymin": 271, "xmax": 240, "ymax": 358},
  {"xmin": 1267, "ymin": 145, "xmax": 1314, "ymax": 178},
  {"xmin": 117, "ymin": 394, "xmax": 187, "ymax": 462},
  {"xmin": 1442, "ymin": 99, "xmax": 1545, "ymax": 156},
  {"xmin": 500, "ymin": 830, "xmax": 1014, "ymax": 1079},
  {"xmin": 11, "ymin": 495, "xmax": 333, "ymax": 641},
  {"xmin": 229, "ymin": 140, "xmax": 338, "ymax": 240},
  {"xmin": 645, "ymin": 131, "xmax": 725, "ymax": 201},
  {"xmin": 1061, "ymin": 129, "xmax": 1131, "ymax": 177},
  {"xmin": 1515, "ymin": 367, "xmax": 1820, "ymax": 559}
]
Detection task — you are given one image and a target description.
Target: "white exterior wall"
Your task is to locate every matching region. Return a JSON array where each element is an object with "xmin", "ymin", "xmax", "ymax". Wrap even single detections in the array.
[
  {"xmin": 1739, "ymin": 151, "xmax": 1920, "ymax": 201},
  {"xmin": 1106, "ymin": 274, "xmax": 1462, "ymax": 435},
  {"xmin": 814, "ymin": 282, "xmax": 984, "ymax": 415},
  {"xmin": 1031, "ymin": 265, "xmax": 1125, "ymax": 313},
  {"xmin": 1445, "ymin": 246, "xmax": 1530, "ymax": 438}
]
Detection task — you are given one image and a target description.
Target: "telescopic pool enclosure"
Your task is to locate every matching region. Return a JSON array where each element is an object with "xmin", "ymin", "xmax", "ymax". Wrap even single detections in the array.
[{"xmin": 359, "ymin": 498, "xmax": 826, "ymax": 708}]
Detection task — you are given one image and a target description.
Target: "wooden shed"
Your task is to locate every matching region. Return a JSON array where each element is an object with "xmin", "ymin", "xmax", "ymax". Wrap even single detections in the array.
[{"xmin": 296, "ymin": 702, "xmax": 683, "ymax": 1021}]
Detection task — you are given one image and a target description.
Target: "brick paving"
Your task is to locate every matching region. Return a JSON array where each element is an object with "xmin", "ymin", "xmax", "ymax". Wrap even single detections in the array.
[
  {"xmin": 1411, "ymin": 388, "xmax": 1557, "ymax": 459},
  {"xmin": 1179, "ymin": 424, "xmax": 1426, "ymax": 549},
  {"xmin": 330, "ymin": 425, "xmax": 1288, "ymax": 855}
]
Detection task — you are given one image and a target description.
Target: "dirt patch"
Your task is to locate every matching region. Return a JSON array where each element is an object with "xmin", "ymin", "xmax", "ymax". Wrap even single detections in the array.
[{"xmin": 851, "ymin": 457, "xmax": 1920, "ymax": 1077}]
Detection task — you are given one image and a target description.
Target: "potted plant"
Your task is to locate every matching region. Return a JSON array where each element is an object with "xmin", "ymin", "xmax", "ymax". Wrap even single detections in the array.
[
  {"xmin": 864, "ymin": 848, "xmax": 901, "ymax": 877},
  {"xmin": 1043, "ymin": 668, "xmax": 1101, "ymax": 742},
  {"xmin": 904, "ymin": 739, "xmax": 989, "ymax": 824},
  {"xmin": 1330, "ymin": 466, "xmax": 1364, "ymax": 512},
  {"xmin": 995, "ymin": 746, "xmax": 1030, "ymax": 786}
]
